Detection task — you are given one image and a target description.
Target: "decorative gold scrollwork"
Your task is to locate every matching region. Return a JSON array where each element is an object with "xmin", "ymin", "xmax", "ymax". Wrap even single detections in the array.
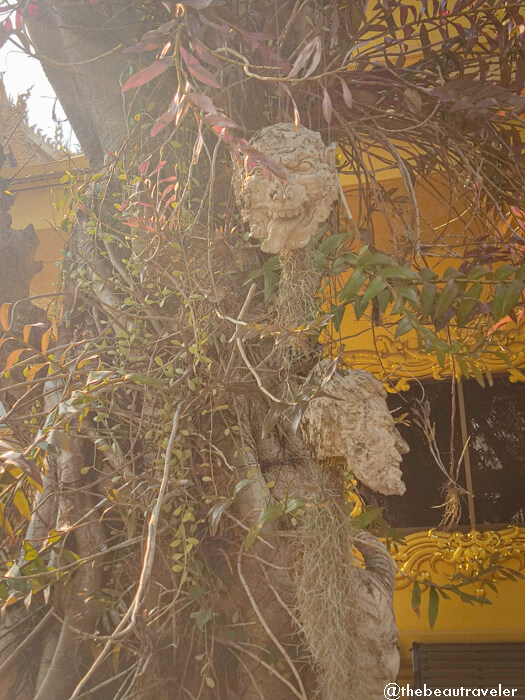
[
  {"xmin": 339, "ymin": 319, "xmax": 525, "ymax": 391},
  {"xmin": 390, "ymin": 527, "xmax": 525, "ymax": 595}
]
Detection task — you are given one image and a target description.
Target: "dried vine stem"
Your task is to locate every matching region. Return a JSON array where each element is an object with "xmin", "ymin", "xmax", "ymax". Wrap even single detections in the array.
[
  {"xmin": 70, "ymin": 397, "xmax": 187, "ymax": 699},
  {"xmin": 233, "ymin": 283, "xmax": 295, "ymax": 406},
  {"xmin": 236, "ymin": 548, "xmax": 308, "ymax": 700}
]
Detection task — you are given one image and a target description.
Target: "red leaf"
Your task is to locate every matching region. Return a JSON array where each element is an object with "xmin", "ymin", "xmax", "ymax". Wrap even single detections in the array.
[
  {"xmin": 188, "ymin": 92, "xmax": 218, "ymax": 114},
  {"xmin": 124, "ymin": 40, "xmax": 163, "ymax": 54},
  {"xmin": 28, "ymin": 2, "xmax": 39, "ymax": 18},
  {"xmin": 194, "ymin": 42, "xmax": 223, "ymax": 68},
  {"xmin": 0, "ymin": 26, "xmax": 9, "ymax": 49},
  {"xmin": 203, "ymin": 113, "xmax": 239, "ymax": 129},
  {"xmin": 240, "ymin": 30, "xmax": 273, "ymax": 48},
  {"xmin": 213, "ymin": 126, "xmax": 234, "ymax": 144},
  {"xmin": 150, "ymin": 111, "xmax": 174, "ymax": 137},
  {"xmin": 140, "ymin": 157, "xmax": 151, "ymax": 175},
  {"xmin": 150, "ymin": 92, "xmax": 187, "ymax": 136},
  {"xmin": 122, "ymin": 57, "xmax": 173, "ymax": 92},
  {"xmin": 322, "ymin": 86, "xmax": 333, "ymax": 123},
  {"xmin": 288, "ymin": 36, "xmax": 321, "ymax": 79},
  {"xmin": 150, "ymin": 160, "xmax": 167, "ymax": 176},
  {"xmin": 339, "ymin": 78, "xmax": 353, "ymax": 108},
  {"xmin": 280, "ymin": 83, "xmax": 300, "ymax": 127},
  {"xmin": 193, "ymin": 126, "xmax": 204, "ymax": 163},
  {"xmin": 180, "ymin": 46, "xmax": 220, "ymax": 88}
]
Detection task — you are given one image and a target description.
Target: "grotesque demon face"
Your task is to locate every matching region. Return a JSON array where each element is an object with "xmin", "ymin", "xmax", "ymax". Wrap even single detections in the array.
[{"xmin": 234, "ymin": 123, "xmax": 339, "ymax": 254}]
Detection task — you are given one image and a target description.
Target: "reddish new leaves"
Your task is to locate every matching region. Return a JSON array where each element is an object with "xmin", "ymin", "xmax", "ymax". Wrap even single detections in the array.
[{"xmin": 122, "ymin": 56, "xmax": 173, "ymax": 92}]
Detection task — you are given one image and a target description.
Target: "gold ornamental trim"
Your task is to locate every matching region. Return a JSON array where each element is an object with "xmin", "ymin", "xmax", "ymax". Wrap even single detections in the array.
[
  {"xmin": 339, "ymin": 320, "xmax": 525, "ymax": 391},
  {"xmin": 391, "ymin": 527, "xmax": 525, "ymax": 595}
]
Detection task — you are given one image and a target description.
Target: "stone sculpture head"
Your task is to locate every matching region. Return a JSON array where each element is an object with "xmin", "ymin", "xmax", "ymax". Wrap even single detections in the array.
[
  {"xmin": 234, "ymin": 123, "xmax": 339, "ymax": 254},
  {"xmin": 300, "ymin": 367, "xmax": 409, "ymax": 496}
]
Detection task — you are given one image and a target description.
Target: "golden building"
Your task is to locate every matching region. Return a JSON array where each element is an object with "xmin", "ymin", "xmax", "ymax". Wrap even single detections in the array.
[
  {"xmin": 0, "ymin": 78, "xmax": 58, "ymax": 169},
  {"xmin": 339, "ymin": 166, "xmax": 525, "ymax": 692}
]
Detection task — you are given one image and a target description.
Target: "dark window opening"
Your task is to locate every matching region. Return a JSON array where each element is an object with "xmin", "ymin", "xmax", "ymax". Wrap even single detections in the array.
[{"xmin": 361, "ymin": 378, "xmax": 525, "ymax": 529}]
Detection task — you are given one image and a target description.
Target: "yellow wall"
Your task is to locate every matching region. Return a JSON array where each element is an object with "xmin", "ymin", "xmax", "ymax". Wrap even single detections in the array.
[
  {"xmin": 396, "ymin": 576, "xmax": 525, "ymax": 683},
  {"xmin": 1, "ymin": 155, "xmax": 88, "ymax": 298}
]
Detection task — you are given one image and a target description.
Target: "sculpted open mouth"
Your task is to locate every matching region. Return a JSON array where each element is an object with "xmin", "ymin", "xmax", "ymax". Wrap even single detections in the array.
[{"xmin": 270, "ymin": 204, "xmax": 305, "ymax": 220}]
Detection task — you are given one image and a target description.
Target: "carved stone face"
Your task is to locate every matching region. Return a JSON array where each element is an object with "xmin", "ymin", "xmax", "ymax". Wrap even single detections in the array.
[
  {"xmin": 234, "ymin": 124, "xmax": 339, "ymax": 254},
  {"xmin": 301, "ymin": 368, "xmax": 409, "ymax": 496}
]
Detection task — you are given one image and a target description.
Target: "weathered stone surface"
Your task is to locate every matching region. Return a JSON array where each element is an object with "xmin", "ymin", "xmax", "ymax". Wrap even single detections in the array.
[
  {"xmin": 234, "ymin": 123, "xmax": 339, "ymax": 254},
  {"xmin": 353, "ymin": 530, "xmax": 401, "ymax": 695},
  {"xmin": 301, "ymin": 367, "xmax": 409, "ymax": 495}
]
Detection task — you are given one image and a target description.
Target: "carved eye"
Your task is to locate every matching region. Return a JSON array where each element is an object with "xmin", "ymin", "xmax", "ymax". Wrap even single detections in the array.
[
  {"xmin": 297, "ymin": 160, "xmax": 314, "ymax": 172},
  {"xmin": 249, "ymin": 165, "xmax": 264, "ymax": 177}
]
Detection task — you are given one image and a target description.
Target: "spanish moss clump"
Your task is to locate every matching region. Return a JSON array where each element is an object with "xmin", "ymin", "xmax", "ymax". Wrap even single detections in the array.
[
  {"xmin": 294, "ymin": 477, "xmax": 366, "ymax": 700},
  {"xmin": 275, "ymin": 247, "xmax": 321, "ymax": 367}
]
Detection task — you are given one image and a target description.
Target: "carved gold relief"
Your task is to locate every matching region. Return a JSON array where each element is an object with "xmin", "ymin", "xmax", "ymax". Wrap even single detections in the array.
[
  {"xmin": 337, "ymin": 319, "xmax": 525, "ymax": 390},
  {"xmin": 390, "ymin": 527, "xmax": 525, "ymax": 595}
]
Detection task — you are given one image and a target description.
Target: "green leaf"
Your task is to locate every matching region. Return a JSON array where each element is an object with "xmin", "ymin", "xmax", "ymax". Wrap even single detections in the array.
[
  {"xmin": 284, "ymin": 498, "xmax": 304, "ymax": 514},
  {"xmin": 262, "ymin": 403, "xmax": 286, "ymax": 439},
  {"xmin": 433, "ymin": 280, "xmax": 460, "ymax": 322},
  {"xmin": 377, "ymin": 288, "xmax": 391, "ymax": 313},
  {"xmin": 331, "ymin": 304, "xmax": 345, "ymax": 332},
  {"xmin": 357, "ymin": 252, "xmax": 393, "ymax": 268},
  {"xmin": 435, "ymin": 348, "xmax": 446, "ymax": 367},
  {"xmin": 233, "ymin": 479, "xmax": 256, "ymax": 496},
  {"xmin": 455, "ymin": 281, "xmax": 482, "ymax": 326},
  {"xmin": 493, "ymin": 264, "xmax": 516, "ymax": 281},
  {"xmin": 501, "ymin": 280, "xmax": 524, "ymax": 319},
  {"xmin": 456, "ymin": 355, "xmax": 469, "ymax": 379},
  {"xmin": 245, "ymin": 503, "xmax": 286, "ymax": 549},
  {"xmin": 442, "ymin": 266, "xmax": 464, "ymax": 281},
  {"xmin": 351, "ymin": 506, "xmax": 383, "ymax": 529},
  {"xmin": 467, "ymin": 360, "xmax": 485, "ymax": 387},
  {"xmin": 420, "ymin": 267, "xmax": 438, "ymax": 281},
  {"xmin": 195, "ymin": 607, "xmax": 212, "ymax": 629},
  {"xmin": 379, "ymin": 266, "xmax": 419, "ymax": 280},
  {"xmin": 492, "ymin": 282, "xmax": 507, "ymax": 321},
  {"xmin": 361, "ymin": 277, "xmax": 387, "ymax": 305},
  {"xmin": 318, "ymin": 232, "xmax": 349, "ymax": 254},
  {"xmin": 398, "ymin": 286, "xmax": 419, "ymax": 304},
  {"xmin": 428, "ymin": 587, "xmax": 439, "ymax": 628},
  {"xmin": 127, "ymin": 373, "xmax": 165, "ymax": 387},
  {"xmin": 411, "ymin": 582, "xmax": 422, "ymax": 617},
  {"xmin": 515, "ymin": 263, "xmax": 525, "ymax": 280},
  {"xmin": 353, "ymin": 295, "xmax": 368, "ymax": 320},
  {"xmin": 421, "ymin": 281, "xmax": 436, "ymax": 318},
  {"xmin": 467, "ymin": 265, "xmax": 490, "ymax": 280},
  {"xmin": 395, "ymin": 316, "xmax": 413, "ymax": 338},
  {"xmin": 339, "ymin": 268, "xmax": 366, "ymax": 301},
  {"xmin": 264, "ymin": 268, "xmax": 279, "ymax": 301},
  {"xmin": 208, "ymin": 499, "xmax": 233, "ymax": 536}
]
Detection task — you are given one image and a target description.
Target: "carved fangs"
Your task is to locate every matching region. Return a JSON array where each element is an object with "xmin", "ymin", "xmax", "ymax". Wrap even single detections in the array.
[
  {"xmin": 271, "ymin": 205, "xmax": 304, "ymax": 219},
  {"xmin": 234, "ymin": 124, "xmax": 339, "ymax": 253}
]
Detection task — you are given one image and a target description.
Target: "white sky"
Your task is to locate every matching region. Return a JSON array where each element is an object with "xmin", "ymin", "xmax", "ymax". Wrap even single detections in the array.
[{"xmin": 0, "ymin": 40, "xmax": 79, "ymax": 150}]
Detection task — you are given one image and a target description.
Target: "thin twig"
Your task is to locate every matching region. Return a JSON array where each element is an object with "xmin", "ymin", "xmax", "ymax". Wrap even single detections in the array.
[
  {"xmin": 237, "ymin": 549, "xmax": 308, "ymax": 700},
  {"xmin": 69, "ymin": 396, "xmax": 187, "ymax": 699},
  {"xmin": 0, "ymin": 608, "xmax": 54, "ymax": 677}
]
